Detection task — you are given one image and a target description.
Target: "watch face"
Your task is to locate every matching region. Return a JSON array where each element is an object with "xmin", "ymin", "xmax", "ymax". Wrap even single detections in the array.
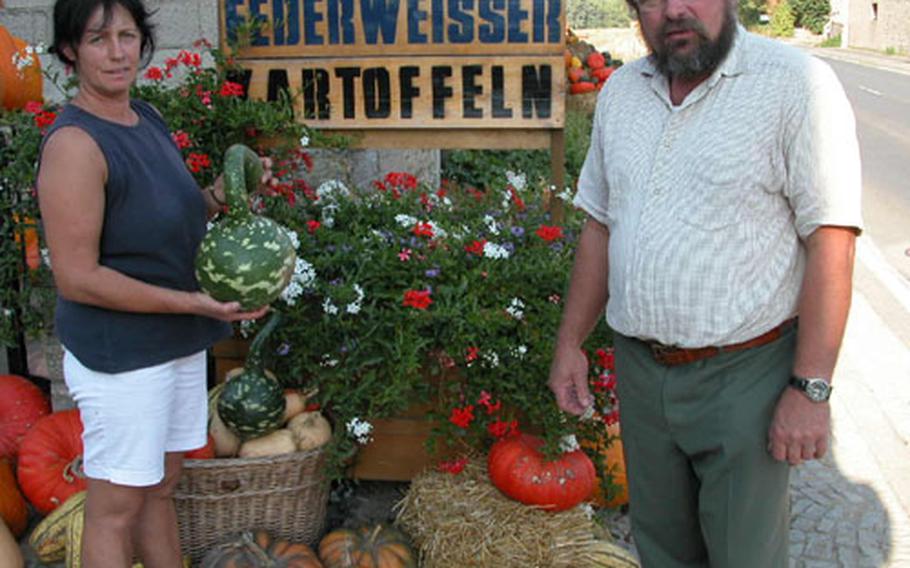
[{"xmin": 805, "ymin": 379, "xmax": 831, "ymax": 402}]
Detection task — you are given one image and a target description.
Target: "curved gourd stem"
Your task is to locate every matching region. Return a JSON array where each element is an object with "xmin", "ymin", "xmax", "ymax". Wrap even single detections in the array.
[
  {"xmin": 222, "ymin": 144, "xmax": 264, "ymax": 219},
  {"xmin": 246, "ymin": 311, "xmax": 282, "ymax": 371}
]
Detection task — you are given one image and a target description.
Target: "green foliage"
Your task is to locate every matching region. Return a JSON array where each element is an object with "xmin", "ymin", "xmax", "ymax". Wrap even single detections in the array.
[
  {"xmin": 568, "ymin": 0, "xmax": 632, "ymax": 29},
  {"xmin": 819, "ymin": 33, "xmax": 842, "ymax": 47},
  {"xmin": 441, "ymin": 107, "xmax": 594, "ymax": 193},
  {"xmin": 738, "ymin": 0, "xmax": 768, "ymax": 28},
  {"xmin": 247, "ymin": 166, "xmax": 613, "ymax": 466},
  {"xmin": 769, "ymin": 0, "xmax": 796, "ymax": 37},
  {"xmin": 789, "ymin": 0, "xmax": 830, "ymax": 34}
]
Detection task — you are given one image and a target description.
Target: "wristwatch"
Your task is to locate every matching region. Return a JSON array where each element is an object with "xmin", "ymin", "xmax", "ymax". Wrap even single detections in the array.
[{"xmin": 788, "ymin": 376, "xmax": 832, "ymax": 402}]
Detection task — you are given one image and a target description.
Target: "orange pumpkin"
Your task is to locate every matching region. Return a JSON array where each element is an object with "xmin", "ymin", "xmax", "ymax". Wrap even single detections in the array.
[
  {"xmin": 0, "ymin": 459, "xmax": 28, "ymax": 538},
  {"xmin": 0, "ymin": 373, "xmax": 51, "ymax": 461},
  {"xmin": 582, "ymin": 422, "xmax": 628, "ymax": 509},
  {"xmin": 16, "ymin": 409, "xmax": 87, "ymax": 515},
  {"xmin": 0, "ymin": 25, "xmax": 43, "ymax": 110},
  {"xmin": 200, "ymin": 530, "xmax": 323, "ymax": 567},
  {"xmin": 319, "ymin": 525, "xmax": 415, "ymax": 568}
]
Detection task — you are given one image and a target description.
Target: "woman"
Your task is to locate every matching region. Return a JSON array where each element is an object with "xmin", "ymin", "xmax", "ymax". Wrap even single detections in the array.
[{"xmin": 37, "ymin": 0, "xmax": 270, "ymax": 565}]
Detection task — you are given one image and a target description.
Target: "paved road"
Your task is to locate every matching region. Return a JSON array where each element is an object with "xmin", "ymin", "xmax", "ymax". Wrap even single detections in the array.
[{"xmin": 817, "ymin": 56, "xmax": 910, "ymax": 284}]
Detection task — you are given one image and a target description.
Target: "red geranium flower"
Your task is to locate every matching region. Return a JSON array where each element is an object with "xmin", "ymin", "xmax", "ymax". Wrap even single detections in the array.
[
  {"xmin": 306, "ymin": 220, "xmax": 321, "ymax": 234},
  {"xmin": 402, "ymin": 289, "xmax": 432, "ymax": 310},
  {"xmin": 171, "ymin": 130, "xmax": 192, "ymax": 149},
  {"xmin": 438, "ymin": 457, "xmax": 468, "ymax": 474},
  {"xmin": 186, "ymin": 152, "xmax": 211, "ymax": 173},
  {"xmin": 219, "ymin": 81, "xmax": 245, "ymax": 97},
  {"xmin": 412, "ymin": 222, "xmax": 434, "ymax": 238},
  {"xmin": 536, "ymin": 225, "xmax": 564, "ymax": 242},
  {"xmin": 449, "ymin": 405, "xmax": 475, "ymax": 428},
  {"xmin": 464, "ymin": 239, "xmax": 486, "ymax": 256},
  {"xmin": 144, "ymin": 66, "xmax": 164, "ymax": 81},
  {"xmin": 23, "ymin": 101, "xmax": 43, "ymax": 114},
  {"xmin": 34, "ymin": 111, "xmax": 57, "ymax": 129}
]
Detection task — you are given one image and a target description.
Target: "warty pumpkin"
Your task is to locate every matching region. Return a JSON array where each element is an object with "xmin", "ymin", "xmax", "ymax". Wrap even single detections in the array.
[
  {"xmin": 318, "ymin": 524, "xmax": 416, "ymax": 568},
  {"xmin": 16, "ymin": 409, "xmax": 86, "ymax": 514},
  {"xmin": 487, "ymin": 433, "xmax": 595, "ymax": 512},
  {"xmin": 0, "ymin": 25, "xmax": 43, "ymax": 110},
  {"xmin": 0, "ymin": 373, "xmax": 51, "ymax": 461},
  {"xmin": 0, "ymin": 458, "xmax": 28, "ymax": 538},
  {"xmin": 200, "ymin": 530, "xmax": 323, "ymax": 567}
]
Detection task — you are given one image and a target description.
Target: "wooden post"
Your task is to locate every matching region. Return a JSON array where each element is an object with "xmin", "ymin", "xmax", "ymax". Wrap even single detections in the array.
[{"xmin": 549, "ymin": 128, "xmax": 566, "ymax": 223}]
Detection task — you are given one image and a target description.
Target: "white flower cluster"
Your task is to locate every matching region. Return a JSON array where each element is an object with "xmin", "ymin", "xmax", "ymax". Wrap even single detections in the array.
[
  {"xmin": 346, "ymin": 417, "xmax": 374, "ymax": 445},
  {"xmin": 283, "ymin": 228, "xmax": 300, "ymax": 250},
  {"xmin": 425, "ymin": 220, "xmax": 447, "ymax": 238},
  {"xmin": 483, "ymin": 214, "xmax": 500, "ymax": 236},
  {"xmin": 556, "ymin": 185, "xmax": 574, "ymax": 202},
  {"xmin": 316, "ymin": 179, "xmax": 350, "ymax": 202},
  {"xmin": 281, "ymin": 258, "xmax": 316, "ymax": 306},
  {"xmin": 482, "ymin": 351, "xmax": 500, "ymax": 368},
  {"xmin": 299, "ymin": 134, "xmax": 310, "ymax": 147},
  {"xmin": 322, "ymin": 283, "xmax": 365, "ymax": 316},
  {"xmin": 11, "ymin": 43, "xmax": 44, "ymax": 74},
  {"xmin": 395, "ymin": 214, "xmax": 418, "ymax": 228},
  {"xmin": 320, "ymin": 354, "xmax": 339, "ymax": 368},
  {"xmin": 483, "ymin": 242, "xmax": 510, "ymax": 260},
  {"xmin": 506, "ymin": 170, "xmax": 527, "ymax": 192},
  {"xmin": 238, "ymin": 319, "xmax": 255, "ymax": 338},
  {"xmin": 510, "ymin": 344, "xmax": 528, "ymax": 359},
  {"xmin": 40, "ymin": 248, "xmax": 51, "ymax": 269},
  {"xmin": 346, "ymin": 284, "xmax": 365, "ymax": 314},
  {"xmin": 559, "ymin": 434, "xmax": 581, "ymax": 453},
  {"xmin": 506, "ymin": 297, "xmax": 525, "ymax": 320}
]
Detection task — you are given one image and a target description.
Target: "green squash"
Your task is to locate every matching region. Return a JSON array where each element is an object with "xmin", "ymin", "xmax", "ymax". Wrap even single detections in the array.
[
  {"xmin": 195, "ymin": 144, "xmax": 296, "ymax": 309},
  {"xmin": 217, "ymin": 312, "xmax": 286, "ymax": 441}
]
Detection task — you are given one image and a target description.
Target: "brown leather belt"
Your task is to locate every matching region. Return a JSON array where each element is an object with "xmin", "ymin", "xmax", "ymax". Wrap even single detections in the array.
[{"xmin": 643, "ymin": 318, "xmax": 797, "ymax": 367}]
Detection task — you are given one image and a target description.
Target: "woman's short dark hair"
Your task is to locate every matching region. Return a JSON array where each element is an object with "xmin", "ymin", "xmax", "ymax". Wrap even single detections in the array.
[{"xmin": 50, "ymin": 0, "xmax": 156, "ymax": 68}]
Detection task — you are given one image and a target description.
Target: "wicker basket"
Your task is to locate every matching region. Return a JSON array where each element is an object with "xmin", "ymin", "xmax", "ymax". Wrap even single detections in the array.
[{"xmin": 174, "ymin": 448, "xmax": 329, "ymax": 562}]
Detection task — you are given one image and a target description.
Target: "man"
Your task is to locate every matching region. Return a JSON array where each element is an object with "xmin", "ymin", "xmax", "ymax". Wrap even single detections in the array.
[{"xmin": 547, "ymin": 0, "xmax": 862, "ymax": 564}]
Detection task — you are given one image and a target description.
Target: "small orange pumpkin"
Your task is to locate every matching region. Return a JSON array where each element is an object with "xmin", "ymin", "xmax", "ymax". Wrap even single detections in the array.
[
  {"xmin": 200, "ymin": 530, "xmax": 323, "ymax": 567},
  {"xmin": 319, "ymin": 525, "xmax": 415, "ymax": 568},
  {"xmin": 0, "ymin": 25, "xmax": 43, "ymax": 110},
  {"xmin": 0, "ymin": 459, "xmax": 28, "ymax": 538}
]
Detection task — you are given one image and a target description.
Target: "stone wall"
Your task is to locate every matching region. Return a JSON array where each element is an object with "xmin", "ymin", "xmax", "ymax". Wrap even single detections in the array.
[
  {"xmin": 846, "ymin": 0, "xmax": 910, "ymax": 53},
  {"xmin": 0, "ymin": 0, "xmax": 441, "ymax": 189}
]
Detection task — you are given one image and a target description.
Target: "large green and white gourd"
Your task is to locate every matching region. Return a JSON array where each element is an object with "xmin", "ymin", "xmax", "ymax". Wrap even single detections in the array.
[
  {"xmin": 217, "ymin": 312, "xmax": 286, "ymax": 440},
  {"xmin": 195, "ymin": 144, "xmax": 296, "ymax": 309}
]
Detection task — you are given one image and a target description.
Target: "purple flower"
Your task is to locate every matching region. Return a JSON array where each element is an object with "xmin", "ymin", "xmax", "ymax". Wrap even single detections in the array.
[
  {"xmin": 503, "ymin": 242, "xmax": 516, "ymax": 254},
  {"xmin": 425, "ymin": 267, "xmax": 441, "ymax": 278},
  {"xmin": 510, "ymin": 226, "xmax": 525, "ymax": 238},
  {"xmin": 276, "ymin": 343, "xmax": 291, "ymax": 356},
  {"xmin": 549, "ymin": 242, "xmax": 565, "ymax": 253}
]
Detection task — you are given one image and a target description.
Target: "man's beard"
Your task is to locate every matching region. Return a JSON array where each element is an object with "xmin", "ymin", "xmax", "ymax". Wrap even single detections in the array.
[{"xmin": 651, "ymin": 7, "xmax": 737, "ymax": 80}]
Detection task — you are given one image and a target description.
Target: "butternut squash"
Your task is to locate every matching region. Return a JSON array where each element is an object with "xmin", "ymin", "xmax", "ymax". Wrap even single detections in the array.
[
  {"xmin": 238, "ymin": 429, "xmax": 297, "ymax": 458},
  {"xmin": 287, "ymin": 412, "xmax": 332, "ymax": 452}
]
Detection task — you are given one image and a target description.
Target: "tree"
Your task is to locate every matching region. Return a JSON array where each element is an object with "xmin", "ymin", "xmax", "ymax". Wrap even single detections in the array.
[
  {"xmin": 790, "ymin": 0, "xmax": 831, "ymax": 33},
  {"xmin": 769, "ymin": 0, "xmax": 796, "ymax": 37},
  {"xmin": 567, "ymin": 0, "xmax": 632, "ymax": 29}
]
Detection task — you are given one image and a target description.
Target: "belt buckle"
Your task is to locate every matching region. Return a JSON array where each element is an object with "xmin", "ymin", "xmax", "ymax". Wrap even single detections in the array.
[{"xmin": 648, "ymin": 341, "xmax": 677, "ymax": 360}]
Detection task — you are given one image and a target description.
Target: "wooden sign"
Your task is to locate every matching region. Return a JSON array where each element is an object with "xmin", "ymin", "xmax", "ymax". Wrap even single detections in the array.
[{"xmin": 219, "ymin": 0, "xmax": 565, "ymax": 132}]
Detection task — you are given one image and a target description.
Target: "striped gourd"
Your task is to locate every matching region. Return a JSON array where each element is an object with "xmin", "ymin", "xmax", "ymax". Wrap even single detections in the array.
[
  {"xmin": 28, "ymin": 490, "xmax": 85, "ymax": 563},
  {"xmin": 217, "ymin": 312, "xmax": 286, "ymax": 440},
  {"xmin": 195, "ymin": 144, "xmax": 296, "ymax": 310},
  {"xmin": 583, "ymin": 540, "xmax": 641, "ymax": 567},
  {"xmin": 63, "ymin": 500, "xmax": 84, "ymax": 568}
]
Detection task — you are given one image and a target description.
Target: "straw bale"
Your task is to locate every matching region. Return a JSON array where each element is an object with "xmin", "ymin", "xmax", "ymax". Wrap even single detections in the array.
[{"xmin": 394, "ymin": 460, "xmax": 639, "ymax": 568}]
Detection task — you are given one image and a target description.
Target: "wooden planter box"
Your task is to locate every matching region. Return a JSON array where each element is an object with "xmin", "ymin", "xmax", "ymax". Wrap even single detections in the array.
[{"xmin": 211, "ymin": 337, "xmax": 449, "ymax": 482}]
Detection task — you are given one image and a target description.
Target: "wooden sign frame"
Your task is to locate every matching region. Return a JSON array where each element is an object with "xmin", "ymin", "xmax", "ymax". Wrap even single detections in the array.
[{"xmin": 218, "ymin": 0, "xmax": 567, "ymax": 192}]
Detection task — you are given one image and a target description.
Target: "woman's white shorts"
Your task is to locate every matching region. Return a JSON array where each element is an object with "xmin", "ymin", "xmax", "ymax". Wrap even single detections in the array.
[{"xmin": 63, "ymin": 349, "xmax": 208, "ymax": 487}]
